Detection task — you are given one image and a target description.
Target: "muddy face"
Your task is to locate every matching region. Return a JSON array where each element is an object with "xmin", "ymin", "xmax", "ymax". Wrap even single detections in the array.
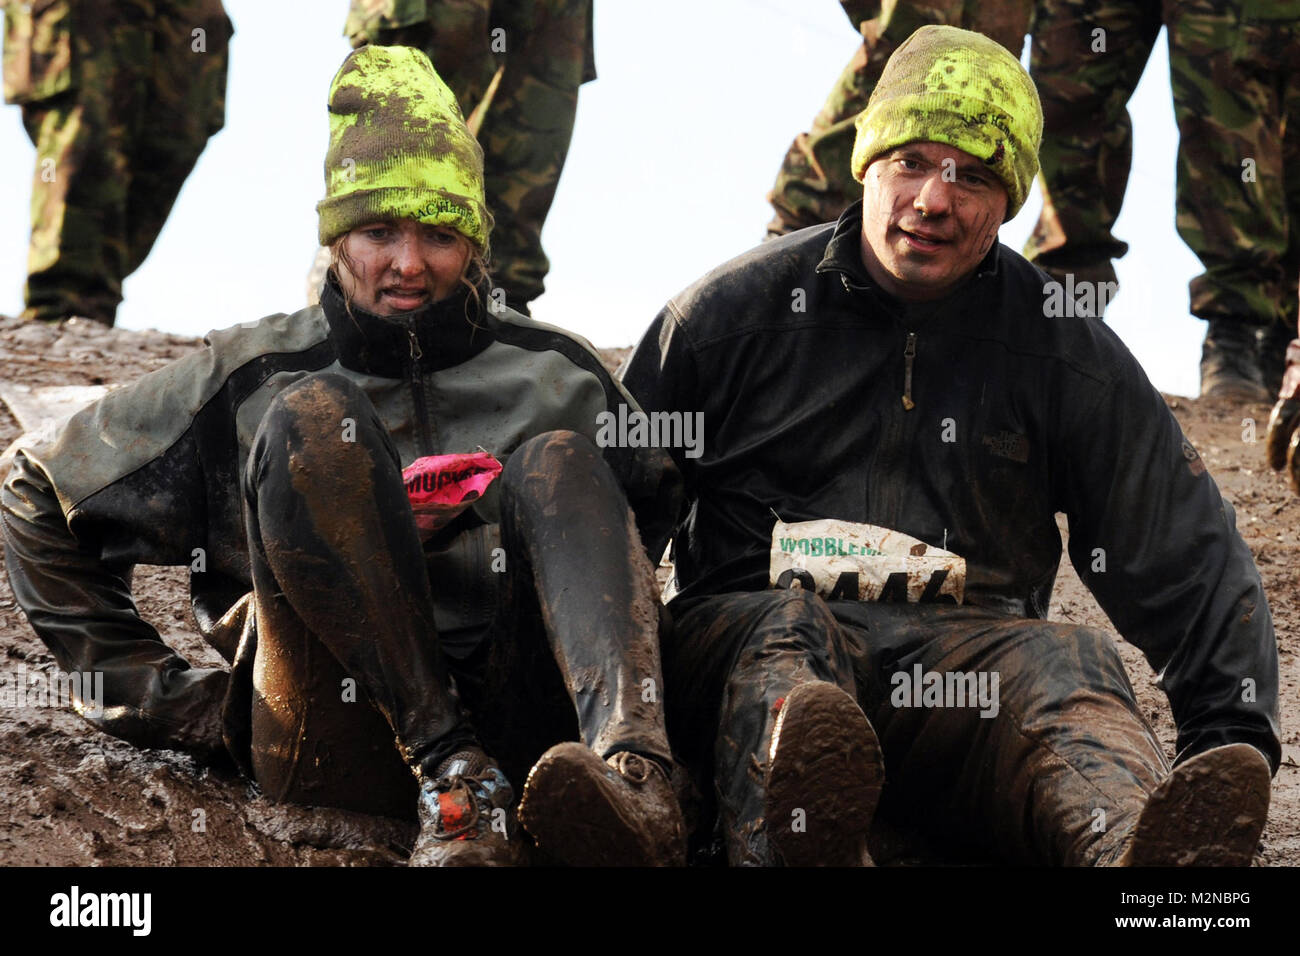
[
  {"xmin": 335, "ymin": 219, "xmax": 471, "ymax": 315},
  {"xmin": 859, "ymin": 142, "xmax": 1007, "ymax": 302}
]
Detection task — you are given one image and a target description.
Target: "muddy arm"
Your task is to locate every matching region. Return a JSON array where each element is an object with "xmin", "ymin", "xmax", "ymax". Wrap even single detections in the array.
[
  {"xmin": 620, "ymin": 304, "xmax": 700, "ymax": 563},
  {"xmin": 1, "ymin": 447, "xmax": 227, "ymax": 759},
  {"xmin": 1060, "ymin": 349, "xmax": 1281, "ymax": 774}
]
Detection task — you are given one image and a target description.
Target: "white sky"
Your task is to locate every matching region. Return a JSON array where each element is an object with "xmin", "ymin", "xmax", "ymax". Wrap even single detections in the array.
[{"xmin": 0, "ymin": 0, "xmax": 1204, "ymax": 396}]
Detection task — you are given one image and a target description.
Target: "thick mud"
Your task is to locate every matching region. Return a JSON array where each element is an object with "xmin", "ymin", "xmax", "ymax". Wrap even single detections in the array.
[{"xmin": 0, "ymin": 319, "xmax": 1294, "ymax": 866}]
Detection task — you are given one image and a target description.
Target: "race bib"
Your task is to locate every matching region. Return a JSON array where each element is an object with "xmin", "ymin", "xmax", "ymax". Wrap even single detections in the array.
[
  {"xmin": 403, "ymin": 452, "xmax": 502, "ymax": 541},
  {"xmin": 769, "ymin": 519, "xmax": 965, "ymax": 604}
]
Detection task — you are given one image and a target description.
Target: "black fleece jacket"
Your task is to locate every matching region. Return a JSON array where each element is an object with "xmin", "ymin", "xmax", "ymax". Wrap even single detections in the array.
[{"xmin": 623, "ymin": 200, "xmax": 1281, "ymax": 772}]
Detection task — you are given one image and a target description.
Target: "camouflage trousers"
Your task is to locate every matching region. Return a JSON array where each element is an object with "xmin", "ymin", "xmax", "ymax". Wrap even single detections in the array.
[
  {"xmin": 353, "ymin": 0, "xmax": 595, "ymax": 313},
  {"xmin": 234, "ymin": 373, "xmax": 672, "ymax": 818},
  {"xmin": 664, "ymin": 589, "xmax": 1169, "ymax": 866},
  {"xmin": 5, "ymin": 0, "xmax": 231, "ymax": 325},
  {"xmin": 1027, "ymin": 0, "xmax": 1300, "ymax": 339},
  {"xmin": 765, "ymin": 0, "xmax": 1033, "ymax": 237}
]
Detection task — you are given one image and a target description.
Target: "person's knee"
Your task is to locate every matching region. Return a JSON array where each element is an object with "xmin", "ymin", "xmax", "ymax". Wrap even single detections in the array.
[
  {"xmin": 501, "ymin": 429, "xmax": 604, "ymax": 500},
  {"xmin": 1013, "ymin": 622, "xmax": 1135, "ymax": 704},
  {"xmin": 247, "ymin": 373, "xmax": 385, "ymax": 491},
  {"xmin": 261, "ymin": 372, "xmax": 372, "ymax": 448},
  {"xmin": 1068, "ymin": 625, "xmax": 1134, "ymax": 692},
  {"xmin": 727, "ymin": 589, "xmax": 848, "ymax": 669},
  {"xmin": 756, "ymin": 587, "xmax": 836, "ymax": 629},
  {"xmin": 505, "ymin": 428, "xmax": 594, "ymax": 473}
]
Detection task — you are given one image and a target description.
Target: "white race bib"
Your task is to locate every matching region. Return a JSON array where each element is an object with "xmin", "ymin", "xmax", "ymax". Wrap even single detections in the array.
[{"xmin": 769, "ymin": 519, "xmax": 965, "ymax": 604}]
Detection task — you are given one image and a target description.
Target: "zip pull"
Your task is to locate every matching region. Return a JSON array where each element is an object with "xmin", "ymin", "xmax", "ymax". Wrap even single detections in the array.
[
  {"xmin": 407, "ymin": 327, "xmax": 423, "ymax": 361},
  {"xmin": 902, "ymin": 332, "xmax": 917, "ymax": 411}
]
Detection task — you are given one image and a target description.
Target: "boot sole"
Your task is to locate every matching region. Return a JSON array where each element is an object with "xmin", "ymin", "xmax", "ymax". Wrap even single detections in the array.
[
  {"xmin": 517, "ymin": 742, "xmax": 683, "ymax": 866},
  {"xmin": 1123, "ymin": 743, "xmax": 1271, "ymax": 866},
  {"xmin": 765, "ymin": 681, "xmax": 885, "ymax": 866}
]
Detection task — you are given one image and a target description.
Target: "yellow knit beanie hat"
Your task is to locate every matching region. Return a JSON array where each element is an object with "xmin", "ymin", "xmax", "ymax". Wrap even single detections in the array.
[
  {"xmin": 850, "ymin": 25, "xmax": 1043, "ymax": 219},
  {"xmin": 316, "ymin": 45, "xmax": 489, "ymax": 248}
]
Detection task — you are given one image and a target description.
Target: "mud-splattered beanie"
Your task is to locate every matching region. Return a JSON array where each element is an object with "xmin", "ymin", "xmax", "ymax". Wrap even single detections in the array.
[
  {"xmin": 850, "ymin": 25, "xmax": 1043, "ymax": 219},
  {"xmin": 316, "ymin": 45, "xmax": 489, "ymax": 248}
]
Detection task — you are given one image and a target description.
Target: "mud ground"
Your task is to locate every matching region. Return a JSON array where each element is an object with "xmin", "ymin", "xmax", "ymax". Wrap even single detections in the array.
[{"xmin": 0, "ymin": 317, "xmax": 1294, "ymax": 866}]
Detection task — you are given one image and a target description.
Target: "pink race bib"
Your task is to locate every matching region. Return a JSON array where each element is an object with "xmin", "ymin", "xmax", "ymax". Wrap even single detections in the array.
[{"xmin": 402, "ymin": 452, "xmax": 502, "ymax": 539}]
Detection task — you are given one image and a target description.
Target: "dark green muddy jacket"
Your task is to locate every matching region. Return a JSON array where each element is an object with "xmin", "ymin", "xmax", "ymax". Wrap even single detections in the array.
[{"xmin": 1, "ymin": 279, "xmax": 678, "ymax": 758}]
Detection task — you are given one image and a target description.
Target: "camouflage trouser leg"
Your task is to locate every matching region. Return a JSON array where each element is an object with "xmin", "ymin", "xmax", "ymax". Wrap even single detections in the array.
[
  {"xmin": 1024, "ymin": 0, "xmax": 1162, "ymax": 288},
  {"xmin": 765, "ymin": 0, "xmax": 1031, "ymax": 238},
  {"xmin": 122, "ymin": 0, "xmax": 231, "ymax": 276},
  {"xmin": 477, "ymin": 0, "xmax": 591, "ymax": 312},
  {"xmin": 832, "ymin": 602, "xmax": 1169, "ymax": 866},
  {"xmin": 366, "ymin": 0, "xmax": 593, "ymax": 313},
  {"xmin": 20, "ymin": 98, "xmax": 124, "ymax": 324},
  {"xmin": 18, "ymin": 0, "xmax": 229, "ymax": 325},
  {"xmin": 665, "ymin": 591, "xmax": 1168, "ymax": 865},
  {"xmin": 242, "ymin": 375, "xmax": 672, "ymax": 814},
  {"xmin": 1166, "ymin": 1, "xmax": 1300, "ymax": 339}
]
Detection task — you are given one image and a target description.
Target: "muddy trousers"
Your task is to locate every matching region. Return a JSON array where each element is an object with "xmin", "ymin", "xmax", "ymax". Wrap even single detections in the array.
[
  {"xmin": 664, "ymin": 590, "xmax": 1170, "ymax": 866},
  {"xmin": 240, "ymin": 372, "xmax": 672, "ymax": 818}
]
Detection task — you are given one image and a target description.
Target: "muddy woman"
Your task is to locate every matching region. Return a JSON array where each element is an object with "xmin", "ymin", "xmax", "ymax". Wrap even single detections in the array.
[{"xmin": 1, "ymin": 45, "xmax": 687, "ymax": 866}]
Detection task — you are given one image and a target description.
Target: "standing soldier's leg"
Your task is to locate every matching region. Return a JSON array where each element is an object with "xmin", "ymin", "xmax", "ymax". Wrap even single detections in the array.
[
  {"xmin": 349, "ymin": 0, "xmax": 497, "ymax": 115},
  {"xmin": 765, "ymin": 0, "xmax": 1030, "ymax": 239},
  {"xmin": 1025, "ymin": 0, "xmax": 1161, "ymax": 299},
  {"xmin": 124, "ymin": 0, "xmax": 232, "ymax": 277},
  {"xmin": 474, "ymin": 0, "xmax": 594, "ymax": 313},
  {"xmin": 1246, "ymin": 15, "xmax": 1300, "ymax": 395},
  {"xmin": 8, "ymin": 1, "xmax": 144, "ymax": 325},
  {"xmin": 1167, "ymin": 0, "xmax": 1289, "ymax": 400}
]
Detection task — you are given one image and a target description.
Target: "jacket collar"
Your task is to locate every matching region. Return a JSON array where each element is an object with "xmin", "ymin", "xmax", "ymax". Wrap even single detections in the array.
[
  {"xmin": 815, "ymin": 198, "xmax": 1002, "ymax": 294},
  {"xmin": 320, "ymin": 273, "xmax": 494, "ymax": 377}
]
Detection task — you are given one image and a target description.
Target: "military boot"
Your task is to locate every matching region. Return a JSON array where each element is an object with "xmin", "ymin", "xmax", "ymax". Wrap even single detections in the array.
[
  {"xmin": 1258, "ymin": 321, "xmax": 1295, "ymax": 396},
  {"xmin": 1201, "ymin": 320, "xmax": 1271, "ymax": 402},
  {"xmin": 764, "ymin": 681, "xmax": 886, "ymax": 867},
  {"xmin": 1111, "ymin": 743, "xmax": 1271, "ymax": 866},
  {"xmin": 409, "ymin": 749, "xmax": 524, "ymax": 866},
  {"xmin": 517, "ymin": 743, "xmax": 687, "ymax": 866}
]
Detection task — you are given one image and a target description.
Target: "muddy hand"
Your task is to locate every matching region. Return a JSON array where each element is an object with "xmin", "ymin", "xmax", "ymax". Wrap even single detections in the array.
[{"xmin": 1265, "ymin": 338, "xmax": 1300, "ymax": 494}]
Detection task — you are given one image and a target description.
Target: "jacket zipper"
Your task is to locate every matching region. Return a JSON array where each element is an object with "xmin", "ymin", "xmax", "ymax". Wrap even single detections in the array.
[
  {"xmin": 838, "ymin": 271, "xmax": 919, "ymax": 411},
  {"xmin": 406, "ymin": 326, "xmax": 435, "ymax": 454},
  {"xmin": 902, "ymin": 332, "xmax": 917, "ymax": 411}
]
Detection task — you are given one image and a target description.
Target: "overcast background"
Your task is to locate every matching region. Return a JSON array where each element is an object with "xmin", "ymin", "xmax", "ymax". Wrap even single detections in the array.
[{"xmin": 0, "ymin": 0, "xmax": 1206, "ymax": 396}]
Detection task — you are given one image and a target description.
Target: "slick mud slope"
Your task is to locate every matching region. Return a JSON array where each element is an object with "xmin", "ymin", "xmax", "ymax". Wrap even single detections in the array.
[{"xmin": 0, "ymin": 314, "xmax": 1294, "ymax": 866}]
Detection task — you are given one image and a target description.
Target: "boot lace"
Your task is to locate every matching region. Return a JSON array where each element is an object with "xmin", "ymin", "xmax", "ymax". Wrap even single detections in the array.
[{"xmin": 430, "ymin": 771, "xmax": 497, "ymax": 841}]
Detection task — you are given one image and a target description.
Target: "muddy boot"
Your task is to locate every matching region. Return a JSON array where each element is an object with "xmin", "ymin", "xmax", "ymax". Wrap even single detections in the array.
[
  {"xmin": 764, "ymin": 681, "xmax": 885, "ymax": 867},
  {"xmin": 1111, "ymin": 744, "xmax": 1271, "ymax": 867},
  {"xmin": 1200, "ymin": 320, "xmax": 1271, "ymax": 402},
  {"xmin": 1258, "ymin": 321, "xmax": 1294, "ymax": 397},
  {"xmin": 409, "ymin": 750, "xmax": 524, "ymax": 866},
  {"xmin": 516, "ymin": 743, "xmax": 687, "ymax": 866}
]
